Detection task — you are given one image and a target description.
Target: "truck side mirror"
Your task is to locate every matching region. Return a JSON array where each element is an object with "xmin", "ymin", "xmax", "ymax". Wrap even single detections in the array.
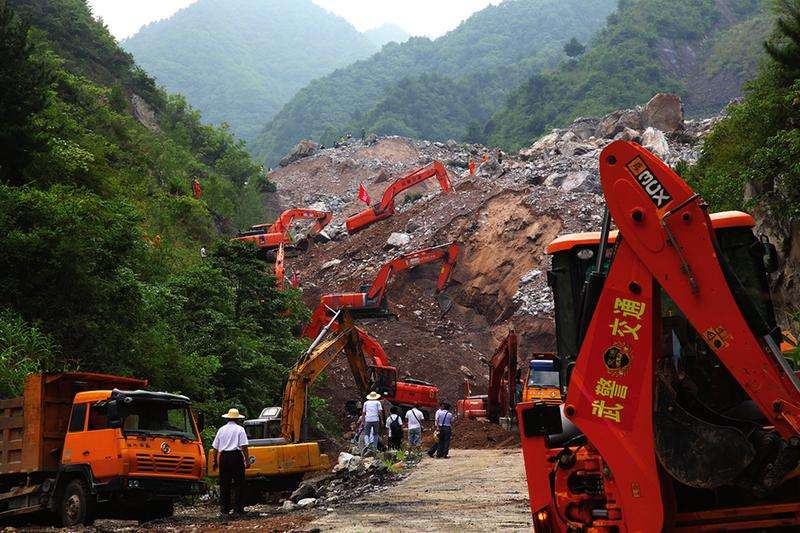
[{"xmin": 196, "ymin": 412, "xmax": 206, "ymax": 432}]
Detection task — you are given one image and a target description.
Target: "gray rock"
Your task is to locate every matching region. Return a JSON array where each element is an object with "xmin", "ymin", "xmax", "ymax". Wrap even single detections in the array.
[
  {"xmin": 291, "ymin": 482, "xmax": 317, "ymax": 503},
  {"xmin": 386, "ymin": 232, "xmax": 411, "ymax": 248},
  {"xmin": 446, "ymin": 139, "xmax": 459, "ymax": 150},
  {"xmin": 641, "ymin": 93, "xmax": 684, "ymax": 132},
  {"xmin": 337, "ymin": 452, "xmax": 355, "ymax": 467},
  {"xmin": 321, "ymin": 259, "xmax": 342, "ymax": 270},
  {"xmin": 596, "ymin": 109, "xmax": 642, "ymax": 139},
  {"xmin": 519, "ymin": 131, "xmax": 559, "ymax": 160},
  {"xmin": 568, "ymin": 116, "xmax": 599, "ymax": 140},
  {"xmin": 297, "ymin": 497, "xmax": 317, "ymax": 508},
  {"xmin": 281, "ymin": 500, "xmax": 296, "ymax": 511},
  {"xmin": 131, "ymin": 93, "xmax": 159, "ymax": 131},
  {"xmin": 365, "ymin": 133, "xmax": 378, "ymax": 145},
  {"xmin": 405, "ymin": 219, "xmax": 421, "ymax": 233},
  {"xmin": 560, "ymin": 171, "xmax": 595, "ymax": 193},
  {"xmin": 614, "ymin": 127, "xmax": 641, "ymax": 142},
  {"xmin": 280, "ymin": 139, "xmax": 320, "ymax": 167},
  {"xmin": 641, "ymin": 127, "xmax": 670, "ymax": 159}
]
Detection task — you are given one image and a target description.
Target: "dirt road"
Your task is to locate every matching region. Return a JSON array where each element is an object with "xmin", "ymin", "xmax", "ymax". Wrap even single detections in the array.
[{"xmin": 308, "ymin": 449, "xmax": 532, "ymax": 532}]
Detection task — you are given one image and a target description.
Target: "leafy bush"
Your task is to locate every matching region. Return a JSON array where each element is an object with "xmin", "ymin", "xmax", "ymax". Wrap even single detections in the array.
[{"xmin": 0, "ymin": 309, "xmax": 59, "ymax": 397}]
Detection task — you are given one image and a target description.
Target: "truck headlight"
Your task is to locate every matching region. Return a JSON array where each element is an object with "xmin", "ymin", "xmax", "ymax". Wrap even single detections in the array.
[{"xmin": 128, "ymin": 479, "xmax": 140, "ymax": 488}]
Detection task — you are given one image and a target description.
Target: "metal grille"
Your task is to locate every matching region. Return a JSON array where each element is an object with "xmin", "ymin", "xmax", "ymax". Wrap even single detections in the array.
[{"xmin": 134, "ymin": 453, "xmax": 195, "ymax": 475}]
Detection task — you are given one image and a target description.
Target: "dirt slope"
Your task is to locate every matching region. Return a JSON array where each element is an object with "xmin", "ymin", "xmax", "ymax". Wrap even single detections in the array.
[{"xmin": 270, "ymin": 105, "xmax": 715, "ymax": 412}]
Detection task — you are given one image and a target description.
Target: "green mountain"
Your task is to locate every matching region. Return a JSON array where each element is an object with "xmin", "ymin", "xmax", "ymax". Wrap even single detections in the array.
[
  {"xmin": 364, "ymin": 23, "xmax": 410, "ymax": 47},
  {"xmin": 252, "ymin": 0, "xmax": 617, "ymax": 165},
  {"xmin": 123, "ymin": 0, "xmax": 379, "ymax": 142},
  {"xmin": 0, "ymin": 0, "xmax": 307, "ymax": 418},
  {"xmin": 486, "ymin": 0, "xmax": 772, "ymax": 149}
]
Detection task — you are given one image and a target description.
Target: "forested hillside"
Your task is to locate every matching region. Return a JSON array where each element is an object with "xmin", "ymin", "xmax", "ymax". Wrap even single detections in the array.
[
  {"xmin": 123, "ymin": 0, "xmax": 379, "ymax": 142},
  {"xmin": 487, "ymin": 0, "xmax": 772, "ymax": 149},
  {"xmin": 252, "ymin": 0, "xmax": 617, "ymax": 165},
  {"xmin": 0, "ymin": 0, "xmax": 309, "ymax": 425},
  {"xmin": 364, "ymin": 23, "xmax": 410, "ymax": 47},
  {"xmin": 686, "ymin": 0, "xmax": 800, "ymax": 334}
]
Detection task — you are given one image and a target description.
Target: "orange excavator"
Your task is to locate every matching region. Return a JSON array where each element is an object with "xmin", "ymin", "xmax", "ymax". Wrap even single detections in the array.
[
  {"xmin": 302, "ymin": 242, "xmax": 460, "ymax": 338},
  {"xmin": 302, "ymin": 243, "xmax": 460, "ymax": 414},
  {"xmin": 346, "ymin": 161, "xmax": 452, "ymax": 234},
  {"xmin": 234, "ymin": 208, "xmax": 332, "ymax": 251},
  {"xmin": 457, "ymin": 331, "xmax": 518, "ymax": 423},
  {"xmin": 516, "ymin": 141, "xmax": 800, "ymax": 531}
]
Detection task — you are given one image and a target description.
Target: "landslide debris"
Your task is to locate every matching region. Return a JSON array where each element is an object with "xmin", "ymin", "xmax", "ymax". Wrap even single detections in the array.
[{"xmin": 270, "ymin": 94, "xmax": 718, "ymax": 412}]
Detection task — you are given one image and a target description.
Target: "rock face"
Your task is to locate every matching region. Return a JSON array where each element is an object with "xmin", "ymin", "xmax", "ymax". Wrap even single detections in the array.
[
  {"xmin": 131, "ymin": 93, "xmax": 159, "ymax": 131},
  {"xmin": 596, "ymin": 108, "xmax": 642, "ymax": 138},
  {"xmin": 280, "ymin": 139, "xmax": 320, "ymax": 167},
  {"xmin": 641, "ymin": 93, "xmax": 684, "ymax": 132}
]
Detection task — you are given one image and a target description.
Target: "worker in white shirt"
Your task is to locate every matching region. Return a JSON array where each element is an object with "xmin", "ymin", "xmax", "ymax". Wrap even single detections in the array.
[
  {"xmin": 428, "ymin": 402, "xmax": 453, "ymax": 459},
  {"xmin": 210, "ymin": 408, "xmax": 250, "ymax": 518},
  {"xmin": 362, "ymin": 391, "xmax": 384, "ymax": 451},
  {"xmin": 405, "ymin": 404, "xmax": 425, "ymax": 448}
]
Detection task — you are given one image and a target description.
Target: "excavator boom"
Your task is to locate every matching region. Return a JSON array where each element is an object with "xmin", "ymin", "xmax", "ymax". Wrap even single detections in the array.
[
  {"xmin": 302, "ymin": 242, "xmax": 460, "ymax": 339},
  {"xmin": 234, "ymin": 207, "xmax": 332, "ymax": 251},
  {"xmin": 516, "ymin": 141, "xmax": 800, "ymax": 531},
  {"xmin": 275, "ymin": 242, "xmax": 285, "ymax": 290},
  {"xmin": 346, "ymin": 161, "xmax": 452, "ymax": 234},
  {"xmin": 457, "ymin": 331, "xmax": 518, "ymax": 422}
]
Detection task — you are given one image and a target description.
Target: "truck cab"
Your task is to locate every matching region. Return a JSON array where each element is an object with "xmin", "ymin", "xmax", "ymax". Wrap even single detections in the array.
[{"xmin": 521, "ymin": 359, "xmax": 561, "ymax": 402}]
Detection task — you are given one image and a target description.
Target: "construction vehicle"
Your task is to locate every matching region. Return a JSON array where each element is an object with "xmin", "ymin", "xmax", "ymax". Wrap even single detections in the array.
[
  {"xmin": 521, "ymin": 356, "xmax": 561, "ymax": 403},
  {"xmin": 211, "ymin": 313, "xmax": 371, "ymax": 495},
  {"xmin": 301, "ymin": 243, "xmax": 459, "ymax": 414},
  {"xmin": 515, "ymin": 140, "xmax": 800, "ymax": 531},
  {"xmin": 0, "ymin": 373, "xmax": 206, "ymax": 526},
  {"xmin": 346, "ymin": 161, "xmax": 452, "ymax": 234},
  {"xmin": 234, "ymin": 208, "xmax": 332, "ymax": 251},
  {"xmin": 457, "ymin": 331, "xmax": 518, "ymax": 423},
  {"xmin": 302, "ymin": 242, "xmax": 460, "ymax": 339}
]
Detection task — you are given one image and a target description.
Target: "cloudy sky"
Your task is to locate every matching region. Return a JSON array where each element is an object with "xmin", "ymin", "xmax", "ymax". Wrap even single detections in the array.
[{"xmin": 88, "ymin": 0, "xmax": 502, "ymax": 41}]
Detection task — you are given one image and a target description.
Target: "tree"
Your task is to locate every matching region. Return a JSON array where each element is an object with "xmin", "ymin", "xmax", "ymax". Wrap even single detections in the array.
[
  {"xmin": 0, "ymin": 0, "xmax": 52, "ymax": 182},
  {"xmin": 563, "ymin": 37, "xmax": 586, "ymax": 58},
  {"xmin": 764, "ymin": 0, "xmax": 800, "ymax": 79}
]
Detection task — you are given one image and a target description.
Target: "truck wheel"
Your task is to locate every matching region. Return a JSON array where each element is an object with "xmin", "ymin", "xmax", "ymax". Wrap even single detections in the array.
[{"xmin": 59, "ymin": 479, "xmax": 95, "ymax": 526}]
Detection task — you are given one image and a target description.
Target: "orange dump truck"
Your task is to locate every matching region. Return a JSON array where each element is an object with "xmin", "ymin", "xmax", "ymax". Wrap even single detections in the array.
[{"xmin": 0, "ymin": 373, "xmax": 206, "ymax": 526}]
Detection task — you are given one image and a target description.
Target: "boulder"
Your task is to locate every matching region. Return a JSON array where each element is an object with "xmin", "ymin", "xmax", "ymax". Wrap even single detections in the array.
[
  {"xmin": 641, "ymin": 93, "xmax": 684, "ymax": 132},
  {"xmin": 279, "ymin": 140, "xmax": 320, "ymax": 167},
  {"xmin": 296, "ymin": 498, "xmax": 317, "ymax": 508},
  {"xmin": 365, "ymin": 133, "xmax": 379, "ymax": 145},
  {"xmin": 568, "ymin": 116, "xmax": 599, "ymax": 140},
  {"xmin": 386, "ymin": 232, "xmax": 411, "ymax": 248},
  {"xmin": 519, "ymin": 131, "xmax": 559, "ymax": 160},
  {"xmin": 290, "ymin": 481, "xmax": 317, "ymax": 503},
  {"xmin": 446, "ymin": 139, "xmax": 459, "ymax": 150},
  {"xmin": 337, "ymin": 452, "xmax": 355, "ymax": 467},
  {"xmin": 614, "ymin": 127, "xmax": 641, "ymax": 142},
  {"xmin": 281, "ymin": 500, "xmax": 296, "ymax": 511},
  {"xmin": 641, "ymin": 127, "xmax": 670, "ymax": 159},
  {"xmin": 560, "ymin": 171, "xmax": 596, "ymax": 193},
  {"xmin": 596, "ymin": 109, "xmax": 642, "ymax": 139}
]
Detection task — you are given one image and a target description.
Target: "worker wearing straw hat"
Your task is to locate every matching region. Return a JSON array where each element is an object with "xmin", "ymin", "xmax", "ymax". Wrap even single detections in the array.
[
  {"xmin": 362, "ymin": 391, "xmax": 384, "ymax": 451},
  {"xmin": 210, "ymin": 408, "xmax": 250, "ymax": 519}
]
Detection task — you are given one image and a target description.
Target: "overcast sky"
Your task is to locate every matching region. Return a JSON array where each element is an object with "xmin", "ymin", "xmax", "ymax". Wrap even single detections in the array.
[{"xmin": 88, "ymin": 0, "xmax": 502, "ymax": 41}]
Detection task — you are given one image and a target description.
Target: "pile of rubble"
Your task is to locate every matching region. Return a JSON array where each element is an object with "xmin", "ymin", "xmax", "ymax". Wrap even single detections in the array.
[
  {"xmin": 269, "ymin": 93, "xmax": 722, "ymax": 406},
  {"xmin": 280, "ymin": 451, "xmax": 417, "ymax": 513}
]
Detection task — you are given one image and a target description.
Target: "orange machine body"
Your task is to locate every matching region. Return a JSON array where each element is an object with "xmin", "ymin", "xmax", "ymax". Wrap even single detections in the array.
[
  {"xmin": 456, "ymin": 331, "xmax": 518, "ymax": 423},
  {"xmin": 346, "ymin": 161, "xmax": 452, "ymax": 234},
  {"xmin": 516, "ymin": 142, "xmax": 800, "ymax": 531},
  {"xmin": 234, "ymin": 208, "xmax": 332, "ymax": 251}
]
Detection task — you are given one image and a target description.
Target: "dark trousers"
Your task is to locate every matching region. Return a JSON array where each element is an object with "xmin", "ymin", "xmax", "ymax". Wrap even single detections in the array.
[
  {"xmin": 219, "ymin": 450, "xmax": 245, "ymax": 514},
  {"xmin": 427, "ymin": 426, "xmax": 452, "ymax": 458},
  {"xmin": 389, "ymin": 430, "xmax": 403, "ymax": 449}
]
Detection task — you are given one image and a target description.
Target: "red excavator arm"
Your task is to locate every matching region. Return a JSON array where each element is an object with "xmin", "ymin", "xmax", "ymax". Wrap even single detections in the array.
[
  {"xmin": 234, "ymin": 208, "xmax": 332, "ymax": 251},
  {"xmin": 486, "ymin": 330, "xmax": 518, "ymax": 423},
  {"xmin": 346, "ymin": 161, "xmax": 452, "ymax": 234},
  {"xmin": 302, "ymin": 242, "xmax": 460, "ymax": 339},
  {"xmin": 516, "ymin": 141, "xmax": 800, "ymax": 531},
  {"xmin": 457, "ymin": 331, "xmax": 518, "ymax": 422}
]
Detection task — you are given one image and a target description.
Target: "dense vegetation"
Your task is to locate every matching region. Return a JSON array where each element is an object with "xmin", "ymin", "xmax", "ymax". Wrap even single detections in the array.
[
  {"xmin": 123, "ymin": 0, "xmax": 379, "ymax": 142},
  {"xmin": 252, "ymin": 0, "xmax": 617, "ymax": 165},
  {"xmin": 684, "ymin": 0, "xmax": 800, "ymax": 348},
  {"xmin": 487, "ymin": 0, "xmax": 771, "ymax": 150},
  {"xmin": 0, "ymin": 0, "xmax": 309, "ymax": 424}
]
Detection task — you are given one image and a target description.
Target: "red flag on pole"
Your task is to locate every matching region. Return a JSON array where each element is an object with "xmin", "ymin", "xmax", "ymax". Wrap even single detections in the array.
[{"xmin": 358, "ymin": 182, "xmax": 371, "ymax": 205}]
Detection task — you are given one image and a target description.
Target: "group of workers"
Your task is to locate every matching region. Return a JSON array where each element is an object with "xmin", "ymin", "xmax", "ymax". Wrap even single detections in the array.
[{"xmin": 356, "ymin": 392, "xmax": 454, "ymax": 459}]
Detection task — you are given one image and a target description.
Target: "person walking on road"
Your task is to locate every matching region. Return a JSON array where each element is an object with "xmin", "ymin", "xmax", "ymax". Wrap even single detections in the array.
[
  {"xmin": 386, "ymin": 406, "xmax": 403, "ymax": 450},
  {"xmin": 428, "ymin": 402, "xmax": 453, "ymax": 459},
  {"xmin": 210, "ymin": 408, "xmax": 250, "ymax": 519},
  {"xmin": 405, "ymin": 404, "xmax": 425, "ymax": 448},
  {"xmin": 362, "ymin": 391, "xmax": 384, "ymax": 451}
]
